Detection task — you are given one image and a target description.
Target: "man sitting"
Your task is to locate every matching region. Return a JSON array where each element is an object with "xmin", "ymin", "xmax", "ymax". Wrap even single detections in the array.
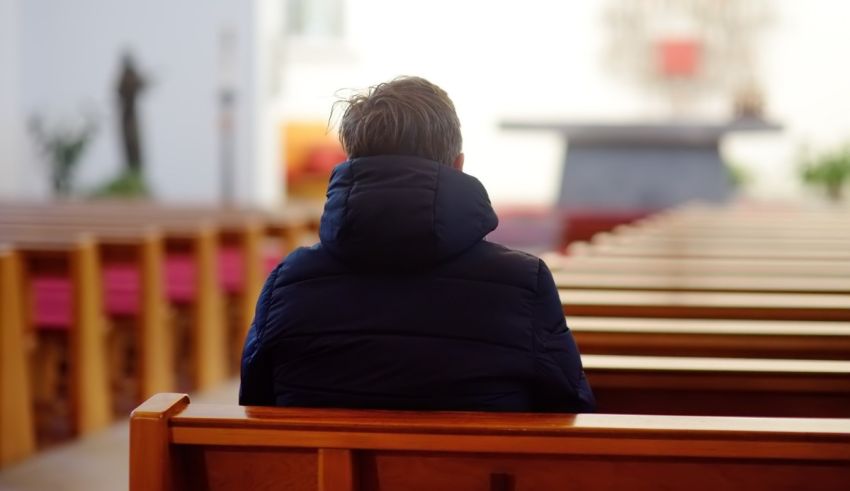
[{"xmin": 240, "ymin": 76, "xmax": 595, "ymax": 412}]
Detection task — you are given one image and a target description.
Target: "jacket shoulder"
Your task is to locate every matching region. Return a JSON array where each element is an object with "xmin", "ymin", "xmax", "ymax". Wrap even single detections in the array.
[
  {"xmin": 273, "ymin": 244, "xmax": 352, "ymax": 286},
  {"xmin": 436, "ymin": 241, "xmax": 542, "ymax": 293}
]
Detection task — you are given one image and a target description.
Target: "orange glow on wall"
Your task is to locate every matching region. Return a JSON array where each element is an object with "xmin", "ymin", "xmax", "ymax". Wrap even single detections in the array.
[{"xmin": 657, "ymin": 38, "xmax": 700, "ymax": 78}]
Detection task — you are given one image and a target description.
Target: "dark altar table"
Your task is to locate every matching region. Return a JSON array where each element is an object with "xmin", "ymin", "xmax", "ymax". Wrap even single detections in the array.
[{"xmin": 500, "ymin": 119, "xmax": 781, "ymax": 210}]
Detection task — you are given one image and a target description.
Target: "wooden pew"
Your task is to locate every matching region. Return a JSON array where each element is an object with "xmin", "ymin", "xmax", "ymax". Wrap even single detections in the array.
[
  {"xmin": 0, "ymin": 200, "xmax": 325, "ymax": 372},
  {"xmin": 0, "ymin": 204, "xmax": 267, "ymax": 369},
  {"xmin": 612, "ymin": 225, "xmax": 850, "ymax": 241},
  {"xmin": 618, "ymin": 210, "xmax": 850, "ymax": 240},
  {"xmin": 0, "ymin": 222, "xmax": 227, "ymax": 392},
  {"xmin": 559, "ymin": 289, "xmax": 850, "ymax": 321},
  {"xmin": 570, "ymin": 241, "xmax": 850, "ymax": 261},
  {"xmin": 1, "ymin": 226, "xmax": 175, "ymax": 398},
  {"xmin": 0, "ymin": 247, "xmax": 36, "ymax": 467},
  {"xmin": 554, "ymin": 271, "xmax": 850, "ymax": 294},
  {"xmin": 542, "ymin": 253, "xmax": 850, "ymax": 278},
  {"xmin": 569, "ymin": 317, "xmax": 850, "ymax": 359},
  {"xmin": 5, "ymin": 236, "xmax": 112, "ymax": 437},
  {"xmin": 582, "ymin": 354, "xmax": 850, "ymax": 417},
  {"xmin": 594, "ymin": 232, "xmax": 850, "ymax": 253},
  {"xmin": 130, "ymin": 393, "xmax": 850, "ymax": 491},
  {"xmin": 648, "ymin": 206, "xmax": 850, "ymax": 225}
]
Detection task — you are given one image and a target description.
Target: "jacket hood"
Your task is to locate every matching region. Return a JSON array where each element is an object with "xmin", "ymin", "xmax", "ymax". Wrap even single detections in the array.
[{"xmin": 319, "ymin": 155, "xmax": 498, "ymax": 271}]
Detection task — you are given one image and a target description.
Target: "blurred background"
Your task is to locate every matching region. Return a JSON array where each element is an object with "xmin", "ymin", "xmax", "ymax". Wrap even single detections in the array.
[
  {"xmin": 2, "ymin": 2, "xmax": 850, "ymax": 489},
  {"xmin": 1, "ymin": 0, "xmax": 849, "ymax": 213}
]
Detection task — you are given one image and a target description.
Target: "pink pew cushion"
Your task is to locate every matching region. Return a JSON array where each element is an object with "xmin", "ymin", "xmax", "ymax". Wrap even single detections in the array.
[
  {"xmin": 104, "ymin": 264, "xmax": 141, "ymax": 316},
  {"xmin": 264, "ymin": 250, "xmax": 281, "ymax": 274},
  {"xmin": 32, "ymin": 276, "xmax": 72, "ymax": 330},
  {"xmin": 219, "ymin": 246, "xmax": 243, "ymax": 294},
  {"xmin": 165, "ymin": 254, "xmax": 195, "ymax": 303}
]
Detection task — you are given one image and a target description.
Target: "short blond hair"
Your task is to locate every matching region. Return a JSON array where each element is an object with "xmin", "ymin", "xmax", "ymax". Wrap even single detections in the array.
[{"xmin": 337, "ymin": 76, "xmax": 462, "ymax": 166}]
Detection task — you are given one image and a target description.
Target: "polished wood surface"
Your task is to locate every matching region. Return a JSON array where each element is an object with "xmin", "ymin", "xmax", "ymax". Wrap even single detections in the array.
[
  {"xmin": 1, "ymin": 207, "xmax": 274, "ymax": 375},
  {"xmin": 582, "ymin": 354, "xmax": 850, "ymax": 417},
  {"xmin": 0, "ymin": 249, "xmax": 36, "ymax": 467},
  {"xmin": 67, "ymin": 238, "xmax": 113, "ymax": 435},
  {"xmin": 544, "ymin": 254, "xmax": 850, "ymax": 277},
  {"xmin": 7, "ymin": 238, "xmax": 113, "ymax": 437},
  {"xmin": 129, "ymin": 394, "xmax": 850, "ymax": 491},
  {"xmin": 573, "ymin": 241, "xmax": 850, "ymax": 260},
  {"xmin": 1, "ymin": 227, "xmax": 176, "ymax": 399},
  {"xmin": 569, "ymin": 316, "xmax": 850, "ymax": 359},
  {"xmin": 1, "ymin": 222, "xmax": 226, "ymax": 391},
  {"xmin": 554, "ymin": 271, "xmax": 850, "ymax": 293},
  {"xmin": 560, "ymin": 289, "xmax": 850, "ymax": 320}
]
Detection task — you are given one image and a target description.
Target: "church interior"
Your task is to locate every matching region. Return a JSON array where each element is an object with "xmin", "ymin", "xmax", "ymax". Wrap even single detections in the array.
[{"xmin": 1, "ymin": 1, "xmax": 850, "ymax": 490}]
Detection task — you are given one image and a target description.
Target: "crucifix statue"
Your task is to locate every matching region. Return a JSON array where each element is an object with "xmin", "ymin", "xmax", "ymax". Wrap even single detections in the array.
[{"xmin": 117, "ymin": 53, "xmax": 147, "ymax": 174}]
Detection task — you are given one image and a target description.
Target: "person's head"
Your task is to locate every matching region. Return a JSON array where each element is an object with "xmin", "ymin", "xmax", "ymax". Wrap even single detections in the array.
[{"xmin": 337, "ymin": 76, "xmax": 464, "ymax": 170}]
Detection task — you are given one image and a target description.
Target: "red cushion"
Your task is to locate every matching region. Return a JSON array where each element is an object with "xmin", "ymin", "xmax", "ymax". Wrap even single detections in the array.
[
  {"xmin": 264, "ymin": 250, "xmax": 281, "ymax": 274},
  {"xmin": 104, "ymin": 264, "xmax": 141, "ymax": 315},
  {"xmin": 32, "ymin": 276, "xmax": 72, "ymax": 329},
  {"xmin": 165, "ymin": 254, "xmax": 195, "ymax": 303},
  {"xmin": 219, "ymin": 247, "xmax": 243, "ymax": 294}
]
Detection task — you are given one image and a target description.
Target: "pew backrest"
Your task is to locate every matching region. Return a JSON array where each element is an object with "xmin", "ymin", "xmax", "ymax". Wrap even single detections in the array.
[{"xmin": 130, "ymin": 393, "xmax": 850, "ymax": 491}]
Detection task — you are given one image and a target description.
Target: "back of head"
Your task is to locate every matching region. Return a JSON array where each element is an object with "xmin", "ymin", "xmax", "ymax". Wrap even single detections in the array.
[{"xmin": 338, "ymin": 76, "xmax": 462, "ymax": 166}]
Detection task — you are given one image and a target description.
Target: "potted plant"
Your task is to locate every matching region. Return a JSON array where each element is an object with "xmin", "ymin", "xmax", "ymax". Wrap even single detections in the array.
[
  {"xmin": 90, "ymin": 168, "xmax": 151, "ymax": 199},
  {"xmin": 29, "ymin": 114, "xmax": 97, "ymax": 197},
  {"xmin": 798, "ymin": 145, "xmax": 850, "ymax": 202}
]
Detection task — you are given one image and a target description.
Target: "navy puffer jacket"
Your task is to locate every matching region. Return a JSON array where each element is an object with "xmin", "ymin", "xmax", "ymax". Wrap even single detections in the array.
[{"xmin": 239, "ymin": 155, "xmax": 595, "ymax": 412}]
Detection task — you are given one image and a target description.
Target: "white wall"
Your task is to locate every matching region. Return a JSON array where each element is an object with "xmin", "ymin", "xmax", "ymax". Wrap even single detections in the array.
[
  {"xmin": 277, "ymin": 0, "xmax": 850, "ymax": 205},
  {"xmin": 7, "ymin": 1, "xmax": 850, "ymax": 206},
  {"xmin": 724, "ymin": 0, "xmax": 850, "ymax": 199},
  {"xmin": 13, "ymin": 0, "xmax": 278, "ymax": 206},
  {"xmin": 0, "ymin": 0, "xmax": 23, "ymax": 198}
]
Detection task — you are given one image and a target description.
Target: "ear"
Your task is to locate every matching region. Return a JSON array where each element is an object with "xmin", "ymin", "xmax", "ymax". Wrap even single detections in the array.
[{"xmin": 451, "ymin": 153, "xmax": 465, "ymax": 172}]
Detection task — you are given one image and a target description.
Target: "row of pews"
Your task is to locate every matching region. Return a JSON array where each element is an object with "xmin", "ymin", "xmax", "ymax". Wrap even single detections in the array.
[
  {"xmin": 128, "ymin": 203, "xmax": 850, "ymax": 490},
  {"xmin": 0, "ymin": 200, "xmax": 322, "ymax": 467}
]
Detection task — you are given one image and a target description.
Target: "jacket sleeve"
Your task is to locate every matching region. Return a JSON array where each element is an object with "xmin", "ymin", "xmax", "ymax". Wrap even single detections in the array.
[
  {"xmin": 238, "ymin": 264, "xmax": 282, "ymax": 406},
  {"xmin": 530, "ymin": 259, "xmax": 596, "ymax": 412}
]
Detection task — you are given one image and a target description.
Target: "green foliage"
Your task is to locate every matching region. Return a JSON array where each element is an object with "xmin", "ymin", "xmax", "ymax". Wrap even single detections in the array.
[
  {"xmin": 29, "ymin": 115, "xmax": 97, "ymax": 197},
  {"xmin": 798, "ymin": 145, "xmax": 850, "ymax": 202},
  {"xmin": 89, "ymin": 169, "xmax": 151, "ymax": 199},
  {"xmin": 725, "ymin": 161, "xmax": 753, "ymax": 189}
]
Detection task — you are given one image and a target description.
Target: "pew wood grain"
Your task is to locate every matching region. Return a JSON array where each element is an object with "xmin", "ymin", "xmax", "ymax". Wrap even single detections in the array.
[
  {"xmin": 554, "ymin": 271, "xmax": 850, "ymax": 294},
  {"xmin": 569, "ymin": 316, "xmax": 850, "ymax": 359},
  {"xmin": 129, "ymin": 393, "xmax": 850, "ymax": 491},
  {"xmin": 1, "ymin": 227, "xmax": 176, "ymax": 400},
  {"xmin": 0, "ymin": 249, "xmax": 36, "ymax": 467},
  {"xmin": 560, "ymin": 289, "xmax": 850, "ymax": 321},
  {"xmin": 583, "ymin": 354, "xmax": 850, "ymax": 417}
]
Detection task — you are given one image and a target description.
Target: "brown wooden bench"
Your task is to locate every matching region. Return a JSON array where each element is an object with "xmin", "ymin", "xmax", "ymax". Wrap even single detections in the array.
[
  {"xmin": 0, "ymin": 247, "xmax": 36, "ymax": 467},
  {"xmin": 587, "ymin": 219, "xmax": 850, "ymax": 246},
  {"xmin": 559, "ymin": 289, "xmax": 850, "ymax": 321},
  {"xmin": 543, "ymin": 253, "xmax": 850, "ymax": 278},
  {"xmin": 569, "ymin": 316, "xmax": 850, "ymax": 359},
  {"xmin": 571, "ymin": 241, "xmax": 850, "ymax": 261},
  {"xmin": 129, "ymin": 393, "xmax": 850, "ymax": 491},
  {"xmin": 650, "ymin": 207, "xmax": 850, "ymax": 223},
  {"xmin": 1, "ymin": 222, "xmax": 228, "ymax": 392},
  {"xmin": 0, "ymin": 207, "xmax": 254, "ymax": 357},
  {"xmin": 0, "ymin": 235, "xmax": 112, "ymax": 438},
  {"xmin": 554, "ymin": 271, "xmax": 850, "ymax": 294},
  {"xmin": 617, "ymin": 225, "xmax": 850, "ymax": 240},
  {"xmin": 620, "ymin": 211, "xmax": 850, "ymax": 239},
  {"xmin": 1, "ymin": 225, "xmax": 175, "ymax": 397},
  {"xmin": 583, "ymin": 354, "xmax": 850, "ymax": 417}
]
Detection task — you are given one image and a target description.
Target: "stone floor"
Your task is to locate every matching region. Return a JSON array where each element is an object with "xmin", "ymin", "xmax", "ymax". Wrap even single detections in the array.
[{"xmin": 0, "ymin": 379, "xmax": 240, "ymax": 491}]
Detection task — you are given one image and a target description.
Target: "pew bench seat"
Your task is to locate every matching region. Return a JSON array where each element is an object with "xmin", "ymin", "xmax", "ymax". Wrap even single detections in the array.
[
  {"xmin": 130, "ymin": 393, "xmax": 850, "ymax": 491},
  {"xmin": 569, "ymin": 316, "xmax": 850, "ymax": 359},
  {"xmin": 560, "ymin": 289, "xmax": 850, "ymax": 321}
]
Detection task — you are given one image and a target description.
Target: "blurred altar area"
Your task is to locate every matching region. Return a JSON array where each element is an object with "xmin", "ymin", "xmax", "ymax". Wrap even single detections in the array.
[{"xmin": 1, "ymin": 0, "xmax": 849, "ymax": 251}]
